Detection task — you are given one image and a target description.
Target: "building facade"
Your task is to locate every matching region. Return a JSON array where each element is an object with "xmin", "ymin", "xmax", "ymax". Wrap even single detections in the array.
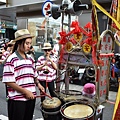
[{"xmin": 0, "ymin": 0, "xmax": 113, "ymax": 46}]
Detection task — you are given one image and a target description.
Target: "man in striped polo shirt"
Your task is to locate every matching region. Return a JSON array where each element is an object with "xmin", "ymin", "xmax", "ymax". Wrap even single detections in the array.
[
  {"xmin": 36, "ymin": 42, "xmax": 58, "ymax": 102},
  {"xmin": 2, "ymin": 29, "xmax": 44, "ymax": 120}
]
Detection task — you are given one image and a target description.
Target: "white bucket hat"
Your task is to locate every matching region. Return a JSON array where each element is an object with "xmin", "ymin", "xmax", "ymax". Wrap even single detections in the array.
[
  {"xmin": 14, "ymin": 29, "xmax": 34, "ymax": 42},
  {"xmin": 42, "ymin": 43, "xmax": 52, "ymax": 50}
]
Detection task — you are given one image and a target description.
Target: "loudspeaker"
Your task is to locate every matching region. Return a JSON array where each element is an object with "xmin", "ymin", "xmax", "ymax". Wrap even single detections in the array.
[
  {"xmin": 51, "ymin": 4, "xmax": 61, "ymax": 19},
  {"xmin": 67, "ymin": 0, "xmax": 88, "ymax": 16}
]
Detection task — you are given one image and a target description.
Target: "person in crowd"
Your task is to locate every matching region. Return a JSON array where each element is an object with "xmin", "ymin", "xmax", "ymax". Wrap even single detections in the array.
[
  {"xmin": 52, "ymin": 37, "xmax": 60, "ymax": 56},
  {"xmin": 7, "ymin": 40, "xmax": 15, "ymax": 52},
  {"xmin": 3, "ymin": 38, "xmax": 10, "ymax": 51},
  {"xmin": 1, "ymin": 40, "xmax": 15, "ymax": 61},
  {"xmin": 0, "ymin": 49, "xmax": 2, "ymax": 59},
  {"xmin": 0, "ymin": 45, "xmax": 6, "ymax": 79},
  {"xmin": 51, "ymin": 37, "xmax": 60, "ymax": 60},
  {"xmin": 0, "ymin": 45, "xmax": 6, "ymax": 64},
  {"xmin": 0, "ymin": 49, "xmax": 3, "ymax": 79},
  {"xmin": 27, "ymin": 45, "xmax": 36, "ymax": 62},
  {"xmin": 1, "ymin": 40, "xmax": 16, "ymax": 97},
  {"xmin": 0, "ymin": 44, "xmax": 6, "ymax": 54},
  {"xmin": 36, "ymin": 42, "xmax": 58, "ymax": 102},
  {"xmin": 2, "ymin": 29, "xmax": 45, "ymax": 120}
]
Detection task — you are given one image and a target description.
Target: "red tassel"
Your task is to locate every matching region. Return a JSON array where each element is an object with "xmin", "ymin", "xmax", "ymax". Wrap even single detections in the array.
[
  {"xmin": 59, "ymin": 46, "xmax": 65, "ymax": 63},
  {"xmin": 112, "ymin": 66, "xmax": 115, "ymax": 78},
  {"xmin": 112, "ymin": 58, "xmax": 115, "ymax": 78}
]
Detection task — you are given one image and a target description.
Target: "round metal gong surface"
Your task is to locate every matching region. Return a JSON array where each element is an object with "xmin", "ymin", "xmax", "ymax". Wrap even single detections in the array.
[{"xmin": 42, "ymin": 97, "xmax": 61, "ymax": 109}]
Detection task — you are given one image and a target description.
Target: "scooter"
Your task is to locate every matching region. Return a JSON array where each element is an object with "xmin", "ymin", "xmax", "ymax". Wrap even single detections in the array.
[
  {"xmin": 80, "ymin": 66, "xmax": 95, "ymax": 85},
  {"xmin": 69, "ymin": 66, "xmax": 95, "ymax": 86}
]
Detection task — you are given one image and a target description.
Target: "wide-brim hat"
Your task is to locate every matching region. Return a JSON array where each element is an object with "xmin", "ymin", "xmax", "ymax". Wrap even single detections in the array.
[
  {"xmin": 8, "ymin": 40, "xmax": 15, "ymax": 45},
  {"xmin": 42, "ymin": 42, "xmax": 52, "ymax": 50},
  {"xmin": 14, "ymin": 29, "xmax": 34, "ymax": 42}
]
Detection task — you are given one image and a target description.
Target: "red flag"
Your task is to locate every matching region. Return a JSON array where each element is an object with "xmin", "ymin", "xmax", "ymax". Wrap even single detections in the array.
[
  {"xmin": 107, "ymin": 0, "xmax": 119, "ymax": 31},
  {"xmin": 91, "ymin": 5, "xmax": 99, "ymax": 65}
]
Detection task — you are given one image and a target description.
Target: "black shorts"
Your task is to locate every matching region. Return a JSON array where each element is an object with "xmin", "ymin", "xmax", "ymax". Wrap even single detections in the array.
[{"xmin": 8, "ymin": 99, "xmax": 36, "ymax": 120}]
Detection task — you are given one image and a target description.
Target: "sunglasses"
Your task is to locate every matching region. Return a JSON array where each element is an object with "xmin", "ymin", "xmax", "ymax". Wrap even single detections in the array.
[{"xmin": 44, "ymin": 49, "xmax": 51, "ymax": 52}]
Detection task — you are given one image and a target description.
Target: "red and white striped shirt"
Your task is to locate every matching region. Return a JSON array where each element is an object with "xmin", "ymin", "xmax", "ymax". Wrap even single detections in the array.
[
  {"xmin": 2, "ymin": 52, "xmax": 38, "ymax": 101},
  {"xmin": 36, "ymin": 55, "xmax": 57, "ymax": 82},
  {"xmin": 1, "ymin": 51, "xmax": 10, "ymax": 60}
]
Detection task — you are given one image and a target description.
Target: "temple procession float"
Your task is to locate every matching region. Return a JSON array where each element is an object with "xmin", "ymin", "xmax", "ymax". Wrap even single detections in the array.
[{"xmin": 40, "ymin": 0, "xmax": 120, "ymax": 120}]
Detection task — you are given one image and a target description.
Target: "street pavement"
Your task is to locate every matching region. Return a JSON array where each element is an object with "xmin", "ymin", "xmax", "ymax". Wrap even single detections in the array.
[{"xmin": 0, "ymin": 81, "xmax": 117, "ymax": 120}]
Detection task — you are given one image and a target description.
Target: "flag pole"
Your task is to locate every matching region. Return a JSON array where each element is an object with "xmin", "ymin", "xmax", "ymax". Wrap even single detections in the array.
[
  {"xmin": 45, "ymin": 16, "xmax": 49, "ymax": 42},
  {"xmin": 106, "ymin": 0, "xmax": 113, "ymax": 30}
]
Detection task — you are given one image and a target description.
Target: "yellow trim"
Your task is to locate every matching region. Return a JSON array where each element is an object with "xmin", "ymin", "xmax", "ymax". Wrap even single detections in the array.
[
  {"xmin": 92, "ymin": 0, "xmax": 120, "ymax": 30},
  {"xmin": 112, "ymin": 84, "xmax": 120, "ymax": 120}
]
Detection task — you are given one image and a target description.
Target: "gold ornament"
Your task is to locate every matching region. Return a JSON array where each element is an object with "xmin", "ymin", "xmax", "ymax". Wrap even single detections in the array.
[
  {"xmin": 82, "ymin": 43, "xmax": 91, "ymax": 54},
  {"xmin": 74, "ymin": 33, "xmax": 83, "ymax": 42},
  {"xmin": 65, "ymin": 42, "xmax": 73, "ymax": 52}
]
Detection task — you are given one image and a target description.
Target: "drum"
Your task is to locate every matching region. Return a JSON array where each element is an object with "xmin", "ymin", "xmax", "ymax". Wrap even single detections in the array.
[
  {"xmin": 60, "ymin": 101, "xmax": 95, "ymax": 120},
  {"xmin": 41, "ymin": 97, "xmax": 62, "ymax": 120}
]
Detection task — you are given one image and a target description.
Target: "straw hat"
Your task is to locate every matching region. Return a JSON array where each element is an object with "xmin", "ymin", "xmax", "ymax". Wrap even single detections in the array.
[
  {"xmin": 8, "ymin": 40, "xmax": 15, "ymax": 45},
  {"xmin": 42, "ymin": 43, "xmax": 52, "ymax": 50},
  {"xmin": 14, "ymin": 29, "xmax": 34, "ymax": 42}
]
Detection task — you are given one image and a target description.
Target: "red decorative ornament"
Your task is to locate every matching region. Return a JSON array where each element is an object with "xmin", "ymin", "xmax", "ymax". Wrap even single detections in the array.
[
  {"xmin": 84, "ymin": 22, "xmax": 92, "ymax": 32},
  {"xmin": 59, "ymin": 31, "xmax": 68, "ymax": 45}
]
